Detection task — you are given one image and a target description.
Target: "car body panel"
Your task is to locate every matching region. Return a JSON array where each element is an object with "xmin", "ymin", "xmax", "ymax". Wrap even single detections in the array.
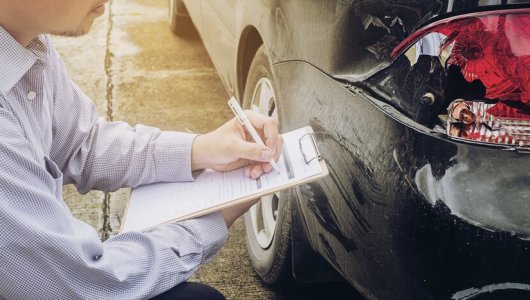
[
  {"xmin": 187, "ymin": 0, "xmax": 530, "ymax": 88},
  {"xmin": 201, "ymin": 0, "xmax": 238, "ymax": 93},
  {"xmin": 180, "ymin": 0, "xmax": 530, "ymax": 298},
  {"xmin": 273, "ymin": 60, "xmax": 530, "ymax": 299}
]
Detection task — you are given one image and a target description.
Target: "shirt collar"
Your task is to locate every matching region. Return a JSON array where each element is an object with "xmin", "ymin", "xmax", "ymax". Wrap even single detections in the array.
[{"xmin": 0, "ymin": 26, "xmax": 50, "ymax": 95}]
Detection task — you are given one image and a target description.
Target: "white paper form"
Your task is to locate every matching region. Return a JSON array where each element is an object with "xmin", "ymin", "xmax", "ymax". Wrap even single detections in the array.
[{"xmin": 121, "ymin": 127, "xmax": 324, "ymax": 233}]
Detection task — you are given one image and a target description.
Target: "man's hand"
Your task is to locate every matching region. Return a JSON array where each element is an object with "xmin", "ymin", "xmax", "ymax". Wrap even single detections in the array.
[
  {"xmin": 191, "ymin": 110, "xmax": 283, "ymax": 179},
  {"xmin": 221, "ymin": 199, "xmax": 260, "ymax": 228},
  {"xmin": 192, "ymin": 111, "xmax": 282, "ymax": 228}
]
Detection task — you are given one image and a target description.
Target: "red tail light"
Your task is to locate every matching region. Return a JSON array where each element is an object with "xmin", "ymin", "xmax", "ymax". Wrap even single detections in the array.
[{"xmin": 392, "ymin": 9, "xmax": 530, "ymax": 148}]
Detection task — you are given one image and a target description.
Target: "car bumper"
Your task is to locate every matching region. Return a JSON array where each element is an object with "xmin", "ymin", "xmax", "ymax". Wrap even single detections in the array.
[{"xmin": 272, "ymin": 60, "xmax": 530, "ymax": 299}]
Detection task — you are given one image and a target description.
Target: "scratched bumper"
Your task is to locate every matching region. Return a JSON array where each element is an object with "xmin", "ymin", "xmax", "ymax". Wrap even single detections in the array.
[{"xmin": 272, "ymin": 60, "xmax": 530, "ymax": 299}]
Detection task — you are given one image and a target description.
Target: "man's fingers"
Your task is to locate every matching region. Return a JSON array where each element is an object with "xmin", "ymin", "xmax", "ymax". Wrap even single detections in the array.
[
  {"xmin": 249, "ymin": 163, "xmax": 265, "ymax": 179},
  {"xmin": 261, "ymin": 162, "xmax": 272, "ymax": 173},
  {"xmin": 244, "ymin": 162, "xmax": 275, "ymax": 179},
  {"xmin": 244, "ymin": 110, "xmax": 280, "ymax": 152},
  {"xmin": 235, "ymin": 140, "xmax": 273, "ymax": 162},
  {"xmin": 262, "ymin": 117, "xmax": 279, "ymax": 151},
  {"xmin": 271, "ymin": 136, "xmax": 283, "ymax": 160},
  {"xmin": 244, "ymin": 110, "xmax": 273, "ymax": 128}
]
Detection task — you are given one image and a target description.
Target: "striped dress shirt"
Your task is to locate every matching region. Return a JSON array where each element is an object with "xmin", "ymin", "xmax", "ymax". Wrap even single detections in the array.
[{"xmin": 0, "ymin": 26, "xmax": 228, "ymax": 299}]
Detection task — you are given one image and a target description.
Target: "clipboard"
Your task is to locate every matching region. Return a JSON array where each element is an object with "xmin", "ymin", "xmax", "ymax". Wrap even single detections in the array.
[{"xmin": 120, "ymin": 126, "xmax": 328, "ymax": 233}]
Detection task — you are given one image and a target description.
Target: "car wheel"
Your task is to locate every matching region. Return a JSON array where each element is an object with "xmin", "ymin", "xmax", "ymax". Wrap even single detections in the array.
[
  {"xmin": 243, "ymin": 45, "xmax": 294, "ymax": 286},
  {"xmin": 167, "ymin": 0, "xmax": 193, "ymax": 36}
]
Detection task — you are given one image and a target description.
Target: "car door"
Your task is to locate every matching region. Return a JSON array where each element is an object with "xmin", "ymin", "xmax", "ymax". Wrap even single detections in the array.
[{"xmin": 201, "ymin": 0, "xmax": 239, "ymax": 95}]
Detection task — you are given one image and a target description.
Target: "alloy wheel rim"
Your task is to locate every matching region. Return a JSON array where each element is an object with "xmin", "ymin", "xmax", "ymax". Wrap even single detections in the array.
[{"xmin": 249, "ymin": 77, "xmax": 279, "ymax": 249}]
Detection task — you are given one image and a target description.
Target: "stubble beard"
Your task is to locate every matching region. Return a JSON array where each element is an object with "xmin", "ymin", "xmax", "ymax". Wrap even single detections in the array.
[
  {"xmin": 51, "ymin": 16, "xmax": 93, "ymax": 38},
  {"xmin": 52, "ymin": 28, "xmax": 87, "ymax": 38}
]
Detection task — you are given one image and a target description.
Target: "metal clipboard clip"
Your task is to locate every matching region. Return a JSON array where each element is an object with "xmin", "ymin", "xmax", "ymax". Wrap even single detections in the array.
[{"xmin": 299, "ymin": 132, "xmax": 322, "ymax": 164}]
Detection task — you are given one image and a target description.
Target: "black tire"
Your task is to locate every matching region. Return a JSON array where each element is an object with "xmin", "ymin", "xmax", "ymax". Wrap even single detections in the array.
[
  {"xmin": 168, "ymin": 0, "xmax": 195, "ymax": 36},
  {"xmin": 243, "ymin": 45, "xmax": 294, "ymax": 287}
]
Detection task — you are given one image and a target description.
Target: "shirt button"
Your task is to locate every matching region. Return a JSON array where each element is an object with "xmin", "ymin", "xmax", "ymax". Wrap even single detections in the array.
[{"xmin": 27, "ymin": 91, "xmax": 37, "ymax": 100}]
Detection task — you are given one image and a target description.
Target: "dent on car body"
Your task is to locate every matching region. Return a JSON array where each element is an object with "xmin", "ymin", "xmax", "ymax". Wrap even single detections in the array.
[
  {"xmin": 279, "ymin": 58, "xmax": 530, "ymax": 298},
  {"xmin": 366, "ymin": 8, "xmax": 530, "ymax": 236},
  {"xmin": 413, "ymin": 144, "xmax": 530, "ymax": 236},
  {"xmin": 185, "ymin": 0, "xmax": 530, "ymax": 297}
]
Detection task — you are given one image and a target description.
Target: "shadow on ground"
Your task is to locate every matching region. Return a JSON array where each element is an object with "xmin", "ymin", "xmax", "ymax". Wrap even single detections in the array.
[{"xmin": 277, "ymin": 282, "xmax": 364, "ymax": 300}]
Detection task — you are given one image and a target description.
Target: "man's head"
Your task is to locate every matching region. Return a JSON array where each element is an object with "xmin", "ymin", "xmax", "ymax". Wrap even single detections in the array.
[{"xmin": 0, "ymin": 0, "xmax": 108, "ymax": 46}]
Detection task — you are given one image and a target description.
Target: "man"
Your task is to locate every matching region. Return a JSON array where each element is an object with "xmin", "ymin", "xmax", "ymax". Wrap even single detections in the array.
[{"xmin": 0, "ymin": 0, "xmax": 282, "ymax": 299}]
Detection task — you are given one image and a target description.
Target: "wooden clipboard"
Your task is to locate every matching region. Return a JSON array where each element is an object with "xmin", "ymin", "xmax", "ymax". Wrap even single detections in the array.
[{"xmin": 120, "ymin": 126, "xmax": 328, "ymax": 233}]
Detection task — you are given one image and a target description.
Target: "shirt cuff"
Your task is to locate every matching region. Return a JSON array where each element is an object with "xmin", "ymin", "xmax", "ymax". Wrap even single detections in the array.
[
  {"xmin": 154, "ymin": 131, "xmax": 197, "ymax": 182},
  {"xmin": 173, "ymin": 212, "xmax": 228, "ymax": 263}
]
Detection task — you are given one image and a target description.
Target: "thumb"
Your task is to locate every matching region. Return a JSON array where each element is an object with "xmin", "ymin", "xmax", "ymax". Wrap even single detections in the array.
[{"xmin": 235, "ymin": 140, "xmax": 273, "ymax": 162}]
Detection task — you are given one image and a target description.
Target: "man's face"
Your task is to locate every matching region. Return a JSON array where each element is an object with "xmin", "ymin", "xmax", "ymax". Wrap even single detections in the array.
[
  {"xmin": 1, "ymin": 0, "xmax": 108, "ymax": 38},
  {"xmin": 48, "ymin": 0, "xmax": 108, "ymax": 37}
]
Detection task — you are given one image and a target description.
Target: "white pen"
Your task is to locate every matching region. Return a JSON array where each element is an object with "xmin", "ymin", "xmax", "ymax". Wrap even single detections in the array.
[{"xmin": 228, "ymin": 97, "xmax": 281, "ymax": 174}]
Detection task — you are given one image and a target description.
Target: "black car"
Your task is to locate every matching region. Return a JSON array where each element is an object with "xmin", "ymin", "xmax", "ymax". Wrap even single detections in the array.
[{"xmin": 168, "ymin": 1, "xmax": 530, "ymax": 299}]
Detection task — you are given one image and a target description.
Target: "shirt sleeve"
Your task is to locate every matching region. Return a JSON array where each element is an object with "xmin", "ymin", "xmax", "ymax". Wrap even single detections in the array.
[
  {"xmin": 47, "ymin": 42, "xmax": 194, "ymax": 193},
  {"xmin": 0, "ymin": 106, "xmax": 228, "ymax": 299}
]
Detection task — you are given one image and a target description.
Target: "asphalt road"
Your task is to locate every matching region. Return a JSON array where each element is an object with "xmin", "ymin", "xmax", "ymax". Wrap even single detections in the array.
[{"xmin": 54, "ymin": 0, "xmax": 362, "ymax": 299}]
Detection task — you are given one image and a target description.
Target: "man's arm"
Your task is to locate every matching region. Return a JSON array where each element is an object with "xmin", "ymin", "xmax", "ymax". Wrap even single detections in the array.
[
  {"xmin": 47, "ymin": 41, "xmax": 282, "ymax": 193},
  {"xmin": 0, "ymin": 106, "xmax": 228, "ymax": 299},
  {"xmin": 47, "ymin": 43, "xmax": 198, "ymax": 193}
]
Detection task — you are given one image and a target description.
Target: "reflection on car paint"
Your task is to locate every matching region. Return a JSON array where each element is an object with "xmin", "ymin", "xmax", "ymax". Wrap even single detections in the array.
[
  {"xmin": 408, "ymin": 134, "xmax": 530, "ymax": 235},
  {"xmin": 451, "ymin": 282, "xmax": 530, "ymax": 300}
]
